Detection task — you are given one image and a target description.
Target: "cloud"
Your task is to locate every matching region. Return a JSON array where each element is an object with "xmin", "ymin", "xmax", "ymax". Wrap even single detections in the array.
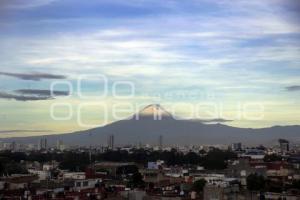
[
  {"xmin": 0, "ymin": 88, "xmax": 69, "ymax": 101},
  {"xmin": 0, "ymin": 92, "xmax": 53, "ymax": 101},
  {"xmin": 285, "ymin": 85, "xmax": 300, "ymax": 91},
  {"xmin": 191, "ymin": 118, "xmax": 233, "ymax": 123},
  {"xmin": 0, "ymin": 0, "xmax": 58, "ymax": 10},
  {"xmin": 0, "ymin": 72, "xmax": 66, "ymax": 81},
  {"xmin": 0, "ymin": 130, "xmax": 52, "ymax": 134},
  {"xmin": 15, "ymin": 89, "xmax": 69, "ymax": 96}
]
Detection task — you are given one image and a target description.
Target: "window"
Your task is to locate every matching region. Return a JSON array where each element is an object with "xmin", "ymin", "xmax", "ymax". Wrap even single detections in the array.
[
  {"xmin": 83, "ymin": 181, "xmax": 88, "ymax": 187},
  {"xmin": 76, "ymin": 182, "xmax": 81, "ymax": 187}
]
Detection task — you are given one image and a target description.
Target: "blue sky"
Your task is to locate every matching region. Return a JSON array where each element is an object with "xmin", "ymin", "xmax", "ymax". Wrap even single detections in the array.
[{"xmin": 0, "ymin": 0, "xmax": 299, "ymax": 137}]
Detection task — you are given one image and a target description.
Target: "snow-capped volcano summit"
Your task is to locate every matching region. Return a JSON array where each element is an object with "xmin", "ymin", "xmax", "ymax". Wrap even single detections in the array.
[
  {"xmin": 139, "ymin": 104, "xmax": 171, "ymax": 116},
  {"xmin": 133, "ymin": 104, "xmax": 173, "ymax": 120}
]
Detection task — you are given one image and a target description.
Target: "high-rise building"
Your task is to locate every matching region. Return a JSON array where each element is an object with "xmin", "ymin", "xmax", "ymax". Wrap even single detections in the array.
[
  {"xmin": 3, "ymin": 143, "xmax": 11, "ymax": 150},
  {"xmin": 11, "ymin": 141, "xmax": 16, "ymax": 151},
  {"xmin": 38, "ymin": 138, "xmax": 47, "ymax": 150},
  {"xmin": 56, "ymin": 140, "xmax": 65, "ymax": 151},
  {"xmin": 231, "ymin": 142, "xmax": 242, "ymax": 151},
  {"xmin": 278, "ymin": 139, "xmax": 289, "ymax": 154},
  {"xmin": 108, "ymin": 134, "xmax": 114, "ymax": 150},
  {"xmin": 159, "ymin": 135, "xmax": 163, "ymax": 150},
  {"xmin": 38, "ymin": 139, "xmax": 42, "ymax": 150},
  {"xmin": 44, "ymin": 138, "xmax": 47, "ymax": 149}
]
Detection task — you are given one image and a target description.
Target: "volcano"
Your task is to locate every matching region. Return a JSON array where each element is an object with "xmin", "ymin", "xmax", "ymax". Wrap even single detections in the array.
[
  {"xmin": 131, "ymin": 104, "xmax": 173, "ymax": 120},
  {"xmin": 2, "ymin": 104, "xmax": 300, "ymax": 146}
]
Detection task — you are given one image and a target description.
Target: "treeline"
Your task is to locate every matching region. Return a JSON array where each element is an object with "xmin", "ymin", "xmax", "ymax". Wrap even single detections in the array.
[
  {"xmin": 0, "ymin": 148, "xmax": 237, "ymax": 173},
  {"xmin": 95, "ymin": 148, "xmax": 237, "ymax": 169}
]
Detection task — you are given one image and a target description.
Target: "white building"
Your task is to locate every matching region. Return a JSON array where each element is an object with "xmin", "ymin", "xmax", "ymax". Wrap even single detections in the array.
[
  {"xmin": 63, "ymin": 172, "xmax": 86, "ymax": 180},
  {"xmin": 72, "ymin": 179, "xmax": 102, "ymax": 191},
  {"xmin": 28, "ymin": 169, "xmax": 51, "ymax": 181}
]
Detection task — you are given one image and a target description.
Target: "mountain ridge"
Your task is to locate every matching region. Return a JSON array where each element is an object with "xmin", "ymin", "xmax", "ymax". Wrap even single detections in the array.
[{"xmin": 1, "ymin": 104, "xmax": 300, "ymax": 146}]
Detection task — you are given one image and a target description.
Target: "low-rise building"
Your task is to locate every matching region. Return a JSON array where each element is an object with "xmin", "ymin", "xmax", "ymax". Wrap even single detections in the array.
[
  {"xmin": 203, "ymin": 184, "xmax": 240, "ymax": 200},
  {"xmin": 63, "ymin": 172, "xmax": 86, "ymax": 180},
  {"xmin": 0, "ymin": 174, "xmax": 38, "ymax": 190},
  {"xmin": 28, "ymin": 169, "xmax": 51, "ymax": 181}
]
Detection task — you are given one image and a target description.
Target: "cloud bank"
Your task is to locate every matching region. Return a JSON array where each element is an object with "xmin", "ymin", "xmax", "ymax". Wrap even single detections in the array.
[
  {"xmin": 0, "ymin": 72, "xmax": 66, "ymax": 81},
  {"xmin": 191, "ymin": 118, "xmax": 234, "ymax": 123},
  {"xmin": 0, "ymin": 92, "xmax": 53, "ymax": 101},
  {"xmin": 15, "ymin": 89, "xmax": 69, "ymax": 96},
  {"xmin": 0, "ymin": 129, "xmax": 52, "ymax": 134},
  {"xmin": 0, "ymin": 89, "xmax": 69, "ymax": 101},
  {"xmin": 285, "ymin": 85, "xmax": 300, "ymax": 91}
]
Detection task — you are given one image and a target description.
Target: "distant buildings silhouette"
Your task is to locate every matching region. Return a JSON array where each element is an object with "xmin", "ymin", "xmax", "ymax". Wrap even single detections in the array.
[{"xmin": 108, "ymin": 134, "xmax": 114, "ymax": 150}]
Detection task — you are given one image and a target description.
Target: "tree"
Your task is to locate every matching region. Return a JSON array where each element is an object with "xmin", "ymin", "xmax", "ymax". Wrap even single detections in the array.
[
  {"xmin": 263, "ymin": 154, "xmax": 282, "ymax": 162},
  {"xmin": 185, "ymin": 152, "xmax": 202, "ymax": 165},
  {"xmin": 0, "ymin": 162, "xmax": 4, "ymax": 175},
  {"xmin": 4, "ymin": 161, "xmax": 28, "ymax": 175},
  {"xmin": 247, "ymin": 173, "xmax": 266, "ymax": 191},
  {"xmin": 127, "ymin": 172, "xmax": 145, "ymax": 188},
  {"xmin": 291, "ymin": 180, "xmax": 300, "ymax": 190},
  {"xmin": 59, "ymin": 152, "xmax": 90, "ymax": 171},
  {"xmin": 116, "ymin": 165, "xmax": 138, "ymax": 175},
  {"xmin": 192, "ymin": 179, "xmax": 207, "ymax": 193},
  {"xmin": 202, "ymin": 149, "xmax": 236, "ymax": 170}
]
